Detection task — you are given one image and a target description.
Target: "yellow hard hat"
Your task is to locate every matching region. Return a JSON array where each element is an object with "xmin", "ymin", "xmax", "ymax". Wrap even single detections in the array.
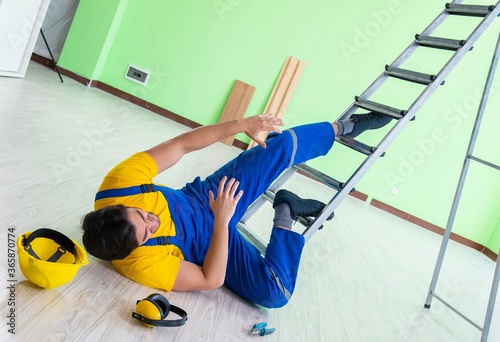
[{"xmin": 17, "ymin": 228, "xmax": 88, "ymax": 289}]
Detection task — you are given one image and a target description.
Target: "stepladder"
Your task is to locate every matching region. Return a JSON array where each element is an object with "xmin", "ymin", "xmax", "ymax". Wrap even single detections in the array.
[{"xmin": 237, "ymin": 1, "xmax": 500, "ymax": 256}]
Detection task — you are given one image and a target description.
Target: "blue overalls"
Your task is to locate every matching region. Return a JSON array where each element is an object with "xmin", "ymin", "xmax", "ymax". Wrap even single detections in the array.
[{"xmin": 95, "ymin": 122, "xmax": 335, "ymax": 308}]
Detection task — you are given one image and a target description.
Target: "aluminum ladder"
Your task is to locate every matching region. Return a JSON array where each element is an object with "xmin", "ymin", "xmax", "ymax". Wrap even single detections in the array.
[{"xmin": 237, "ymin": 1, "xmax": 500, "ymax": 255}]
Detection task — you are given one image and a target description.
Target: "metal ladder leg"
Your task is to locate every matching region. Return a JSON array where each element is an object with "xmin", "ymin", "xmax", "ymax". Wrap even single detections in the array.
[
  {"xmin": 423, "ymin": 32, "xmax": 500, "ymax": 339},
  {"xmin": 481, "ymin": 248, "xmax": 500, "ymax": 342},
  {"xmin": 425, "ymin": 30, "xmax": 500, "ymax": 308}
]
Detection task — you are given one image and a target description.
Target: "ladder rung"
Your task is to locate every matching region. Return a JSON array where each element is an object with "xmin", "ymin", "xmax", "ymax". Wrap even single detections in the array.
[
  {"xmin": 295, "ymin": 163, "xmax": 346, "ymax": 191},
  {"xmin": 468, "ymin": 155, "xmax": 500, "ymax": 171},
  {"xmin": 336, "ymin": 135, "xmax": 385, "ymax": 157},
  {"xmin": 296, "ymin": 216, "xmax": 317, "ymax": 229},
  {"xmin": 445, "ymin": 3, "xmax": 496, "ymax": 17},
  {"xmin": 262, "ymin": 190, "xmax": 275, "ymax": 203},
  {"xmin": 415, "ymin": 34, "xmax": 467, "ymax": 51},
  {"xmin": 385, "ymin": 65, "xmax": 437, "ymax": 85},
  {"xmin": 355, "ymin": 96, "xmax": 408, "ymax": 119},
  {"xmin": 432, "ymin": 293, "xmax": 484, "ymax": 331}
]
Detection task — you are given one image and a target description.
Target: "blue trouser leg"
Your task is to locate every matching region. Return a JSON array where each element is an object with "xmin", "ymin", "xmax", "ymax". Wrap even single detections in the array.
[
  {"xmin": 187, "ymin": 122, "xmax": 335, "ymax": 221},
  {"xmin": 179, "ymin": 122, "xmax": 335, "ymax": 308}
]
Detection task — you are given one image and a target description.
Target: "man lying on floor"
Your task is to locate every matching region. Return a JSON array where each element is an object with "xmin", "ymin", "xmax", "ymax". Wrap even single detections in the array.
[{"xmin": 82, "ymin": 112, "xmax": 390, "ymax": 308}]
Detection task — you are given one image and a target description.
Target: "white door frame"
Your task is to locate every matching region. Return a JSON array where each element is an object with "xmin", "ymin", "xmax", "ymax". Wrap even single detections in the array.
[{"xmin": 0, "ymin": 0, "xmax": 51, "ymax": 77}]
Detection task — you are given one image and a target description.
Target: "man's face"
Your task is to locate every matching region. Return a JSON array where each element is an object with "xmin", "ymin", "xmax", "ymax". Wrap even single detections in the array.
[{"xmin": 126, "ymin": 208, "xmax": 160, "ymax": 245}]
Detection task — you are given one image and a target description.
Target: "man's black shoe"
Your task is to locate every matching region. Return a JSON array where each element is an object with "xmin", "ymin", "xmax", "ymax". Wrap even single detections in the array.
[
  {"xmin": 273, "ymin": 190, "xmax": 334, "ymax": 220},
  {"xmin": 345, "ymin": 112, "xmax": 392, "ymax": 138}
]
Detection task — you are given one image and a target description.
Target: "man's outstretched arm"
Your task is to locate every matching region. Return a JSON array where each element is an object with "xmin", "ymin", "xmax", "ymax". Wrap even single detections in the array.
[{"xmin": 145, "ymin": 114, "xmax": 284, "ymax": 174}]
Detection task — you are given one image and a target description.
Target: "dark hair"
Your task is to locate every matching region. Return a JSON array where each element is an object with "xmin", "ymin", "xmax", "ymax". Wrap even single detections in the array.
[{"xmin": 81, "ymin": 205, "xmax": 138, "ymax": 261}]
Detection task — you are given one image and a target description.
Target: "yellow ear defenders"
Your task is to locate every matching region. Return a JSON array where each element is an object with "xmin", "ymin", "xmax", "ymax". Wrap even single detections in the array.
[{"xmin": 132, "ymin": 293, "xmax": 187, "ymax": 327}]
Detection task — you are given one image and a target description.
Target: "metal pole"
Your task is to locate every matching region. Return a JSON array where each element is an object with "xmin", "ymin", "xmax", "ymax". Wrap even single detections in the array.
[
  {"xmin": 40, "ymin": 29, "xmax": 63, "ymax": 83},
  {"xmin": 425, "ymin": 32, "xmax": 500, "ymax": 311},
  {"xmin": 481, "ymin": 249, "xmax": 500, "ymax": 341}
]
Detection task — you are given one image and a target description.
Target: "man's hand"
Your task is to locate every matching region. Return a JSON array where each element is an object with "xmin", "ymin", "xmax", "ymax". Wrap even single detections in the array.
[
  {"xmin": 244, "ymin": 114, "xmax": 284, "ymax": 148},
  {"xmin": 209, "ymin": 176, "xmax": 243, "ymax": 225},
  {"xmin": 146, "ymin": 114, "xmax": 284, "ymax": 174},
  {"xmin": 173, "ymin": 176, "xmax": 242, "ymax": 292}
]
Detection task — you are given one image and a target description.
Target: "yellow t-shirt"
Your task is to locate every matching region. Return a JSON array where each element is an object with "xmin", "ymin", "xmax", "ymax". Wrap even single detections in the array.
[{"xmin": 94, "ymin": 152, "xmax": 182, "ymax": 291}]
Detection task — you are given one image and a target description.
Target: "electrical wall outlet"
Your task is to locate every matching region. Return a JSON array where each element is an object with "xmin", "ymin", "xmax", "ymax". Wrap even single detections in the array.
[
  {"xmin": 125, "ymin": 64, "xmax": 149, "ymax": 85},
  {"xmin": 392, "ymin": 187, "xmax": 399, "ymax": 195}
]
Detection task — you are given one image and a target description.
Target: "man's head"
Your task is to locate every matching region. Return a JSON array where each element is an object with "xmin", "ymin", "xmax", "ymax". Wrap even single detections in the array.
[
  {"xmin": 82, "ymin": 205, "xmax": 161, "ymax": 261},
  {"xmin": 82, "ymin": 205, "xmax": 138, "ymax": 261}
]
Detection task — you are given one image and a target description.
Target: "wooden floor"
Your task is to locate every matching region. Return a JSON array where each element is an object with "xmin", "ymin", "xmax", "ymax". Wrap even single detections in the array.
[{"xmin": 0, "ymin": 62, "xmax": 498, "ymax": 341}]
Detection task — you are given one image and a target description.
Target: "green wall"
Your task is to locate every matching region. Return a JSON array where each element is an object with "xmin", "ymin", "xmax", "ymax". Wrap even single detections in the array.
[
  {"xmin": 58, "ymin": 0, "xmax": 124, "ymax": 79},
  {"xmin": 59, "ymin": 0, "xmax": 500, "ymax": 251},
  {"xmin": 486, "ymin": 215, "xmax": 500, "ymax": 253}
]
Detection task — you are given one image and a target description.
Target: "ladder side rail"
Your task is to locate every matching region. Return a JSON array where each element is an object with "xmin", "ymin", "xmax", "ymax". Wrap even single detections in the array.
[
  {"xmin": 425, "ymin": 29, "xmax": 500, "ymax": 311},
  {"xmin": 237, "ymin": 222, "xmax": 268, "ymax": 255},
  {"xmin": 417, "ymin": 0, "xmax": 465, "ymax": 35},
  {"xmin": 336, "ymin": 102, "xmax": 359, "ymax": 127},
  {"xmin": 303, "ymin": 184, "xmax": 354, "ymax": 241}
]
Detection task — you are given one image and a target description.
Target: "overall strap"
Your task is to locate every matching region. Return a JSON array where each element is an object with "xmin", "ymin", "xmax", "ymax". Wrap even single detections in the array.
[
  {"xmin": 94, "ymin": 184, "xmax": 173, "ymax": 247},
  {"xmin": 95, "ymin": 184, "xmax": 168, "ymax": 201},
  {"xmin": 142, "ymin": 236, "xmax": 171, "ymax": 246}
]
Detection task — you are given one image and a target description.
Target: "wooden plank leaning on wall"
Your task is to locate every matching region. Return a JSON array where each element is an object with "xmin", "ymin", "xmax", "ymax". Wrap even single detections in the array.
[
  {"xmin": 247, "ymin": 56, "xmax": 305, "ymax": 150},
  {"xmin": 218, "ymin": 80, "xmax": 256, "ymax": 146}
]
